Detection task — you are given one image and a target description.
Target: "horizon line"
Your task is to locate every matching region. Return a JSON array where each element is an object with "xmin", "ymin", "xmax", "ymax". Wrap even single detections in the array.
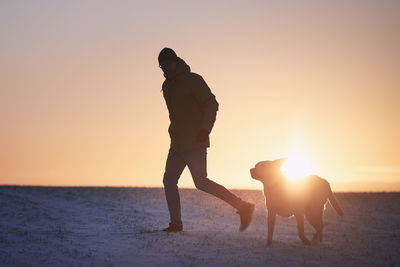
[{"xmin": 1, "ymin": 184, "xmax": 399, "ymax": 193}]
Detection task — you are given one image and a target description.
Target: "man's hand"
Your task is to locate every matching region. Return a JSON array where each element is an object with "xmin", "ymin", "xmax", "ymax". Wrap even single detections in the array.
[{"xmin": 196, "ymin": 129, "xmax": 209, "ymax": 142}]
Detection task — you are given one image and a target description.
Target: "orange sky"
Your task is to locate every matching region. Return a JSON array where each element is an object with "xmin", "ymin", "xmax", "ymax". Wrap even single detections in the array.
[{"xmin": 1, "ymin": 1, "xmax": 399, "ymax": 191}]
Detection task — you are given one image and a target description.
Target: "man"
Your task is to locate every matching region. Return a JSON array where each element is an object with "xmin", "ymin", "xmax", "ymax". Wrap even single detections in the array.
[{"xmin": 159, "ymin": 48, "xmax": 255, "ymax": 232}]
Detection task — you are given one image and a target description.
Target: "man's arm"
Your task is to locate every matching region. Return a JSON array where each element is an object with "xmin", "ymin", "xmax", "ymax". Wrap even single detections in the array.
[{"xmin": 191, "ymin": 74, "xmax": 219, "ymax": 134}]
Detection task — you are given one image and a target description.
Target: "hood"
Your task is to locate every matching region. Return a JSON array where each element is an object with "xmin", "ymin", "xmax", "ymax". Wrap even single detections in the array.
[{"xmin": 164, "ymin": 57, "xmax": 191, "ymax": 80}]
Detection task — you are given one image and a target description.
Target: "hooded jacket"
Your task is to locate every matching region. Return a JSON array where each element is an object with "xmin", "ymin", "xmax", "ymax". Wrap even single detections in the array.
[{"xmin": 162, "ymin": 57, "xmax": 219, "ymax": 152}]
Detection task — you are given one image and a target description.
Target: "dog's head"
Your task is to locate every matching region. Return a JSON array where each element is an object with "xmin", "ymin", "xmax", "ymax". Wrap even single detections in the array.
[{"xmin": 250, "ymin": 158, "xmax": 287, "ymax": 187}]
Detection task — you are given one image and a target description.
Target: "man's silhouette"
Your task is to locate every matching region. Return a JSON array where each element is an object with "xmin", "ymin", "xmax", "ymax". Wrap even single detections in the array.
[{"xmin": 159, "ymin": 48, "xmax": 254, "ymax": 232}]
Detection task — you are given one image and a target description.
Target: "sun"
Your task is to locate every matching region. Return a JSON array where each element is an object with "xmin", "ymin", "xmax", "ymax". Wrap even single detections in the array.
[{"xmin": 280, "ymin": 155, "xmax": 312, "ymax": 180}]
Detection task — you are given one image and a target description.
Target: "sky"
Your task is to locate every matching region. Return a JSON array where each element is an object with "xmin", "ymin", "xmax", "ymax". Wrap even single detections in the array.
[{"xmin": 1, "ymin": 0, "xmax": 399, "ymax": 191}]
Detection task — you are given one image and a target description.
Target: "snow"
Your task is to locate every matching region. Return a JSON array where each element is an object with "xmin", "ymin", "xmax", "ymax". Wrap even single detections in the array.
[{"xmin": 0, "ymin": 186, "xmax": 399, "ymax": 266}]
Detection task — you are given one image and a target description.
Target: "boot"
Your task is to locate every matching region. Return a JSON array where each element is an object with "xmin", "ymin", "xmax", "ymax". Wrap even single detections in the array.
[
  {"xmin": 237, "ymin": 202, "xmax": 255, "ymax": 231},
  {"xmin": 162, "ymin": 222, "xmax": 183, "ymax": 232}
]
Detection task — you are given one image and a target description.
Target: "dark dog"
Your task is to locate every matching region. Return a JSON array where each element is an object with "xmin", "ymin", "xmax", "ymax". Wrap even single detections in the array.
[{"xmin": 250, "ymin": 158, "xmax": 344, "ymax": 246}]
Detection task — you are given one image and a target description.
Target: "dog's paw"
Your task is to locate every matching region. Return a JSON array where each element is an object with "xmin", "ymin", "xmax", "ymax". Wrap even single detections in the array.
[
  {"xmin": 312, "ymin": 234, "xmax": 322, "ymax": 244},
  {"xmin": 311, "ymin": 238, "xmax": 320, "ymax": 245},
  {"xmin": 301, "ymin": 238, "xmax": 311, "ymax": 245},
  {"xmin": 266, "ymin": 240, "xmax": 272, "ymax": 247}
]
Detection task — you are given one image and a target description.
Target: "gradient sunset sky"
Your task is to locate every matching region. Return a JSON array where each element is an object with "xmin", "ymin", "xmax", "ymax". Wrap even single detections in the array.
[{"xmin": 1, "ymin": 0, "xmax": 399, "ymax": 191}]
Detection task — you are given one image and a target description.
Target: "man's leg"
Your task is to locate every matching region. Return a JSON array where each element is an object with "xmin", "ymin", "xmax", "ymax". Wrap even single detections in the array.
[
  {"xmin": 183, "ymin": 148, "xmax": 244, "ymax": 210},
  {"xmin": 163, "ymin": 149, "xmax": 186, "ymax": 225}
]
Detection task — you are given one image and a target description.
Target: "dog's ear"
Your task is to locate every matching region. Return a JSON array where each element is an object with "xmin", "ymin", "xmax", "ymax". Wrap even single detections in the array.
[{"xmin": 273, "ymin": 158, "xmax": 287, "ymax": 168}]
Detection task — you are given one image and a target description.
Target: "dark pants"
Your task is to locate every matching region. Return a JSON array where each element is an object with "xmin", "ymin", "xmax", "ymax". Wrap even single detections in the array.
[{"xmin": 163, "ymin": 148, "xmax": 243, "ymax": 224}]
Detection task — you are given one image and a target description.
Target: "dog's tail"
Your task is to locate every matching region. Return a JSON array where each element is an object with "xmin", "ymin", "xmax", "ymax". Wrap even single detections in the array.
[{"xmin": 327, "ymin": 186, "xmax": 344, "ymax": 217}]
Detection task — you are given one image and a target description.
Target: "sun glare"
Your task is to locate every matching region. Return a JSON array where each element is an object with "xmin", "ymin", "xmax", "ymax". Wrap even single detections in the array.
[{"xmin": 280, "ymin": 155, "xmax": 312, "ymax": 180}]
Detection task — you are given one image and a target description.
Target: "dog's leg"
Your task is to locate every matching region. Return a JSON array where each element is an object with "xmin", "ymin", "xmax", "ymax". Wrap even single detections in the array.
[
  {"xmin": 295, "ymin": 213, "xmax": 311, "ymax": 245},
  {"xmin": 266, "ymin": 210, "xmax": 276, "ymax": 246},
  {"xmin": 306, "ymin": 208, "xmax": 324, "ymax": 243},
  {"xmin": 314, "ymin": 209, "xmax": 323, "ymax": 242}
]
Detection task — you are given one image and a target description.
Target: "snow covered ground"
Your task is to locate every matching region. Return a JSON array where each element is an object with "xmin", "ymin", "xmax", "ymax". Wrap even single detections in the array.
[{"xmin": 0, "ymin": 186, "xmax": 399, "ymax": 266}]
